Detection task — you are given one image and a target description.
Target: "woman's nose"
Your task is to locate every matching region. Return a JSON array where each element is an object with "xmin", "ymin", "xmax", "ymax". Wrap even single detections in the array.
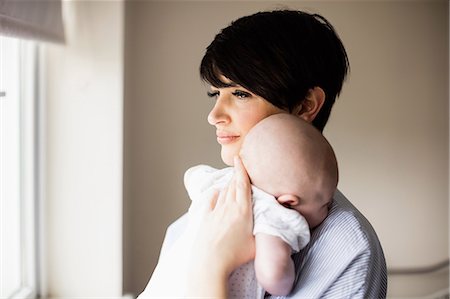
[{"xmin": 207, "ymin": 98, "xmax": 229, "ymax": 126}]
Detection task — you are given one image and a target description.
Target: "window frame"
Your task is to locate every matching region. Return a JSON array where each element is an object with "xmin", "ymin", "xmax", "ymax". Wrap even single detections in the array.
[{"xmin": 0, "ymin": 36, "xmax": 39, "ymax": 299}]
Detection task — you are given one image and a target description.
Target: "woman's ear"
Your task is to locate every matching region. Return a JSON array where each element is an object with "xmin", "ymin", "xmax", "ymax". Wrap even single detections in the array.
[{"xmin": 293, "ymin": 87, "xmax": 325, "ymax": 123}]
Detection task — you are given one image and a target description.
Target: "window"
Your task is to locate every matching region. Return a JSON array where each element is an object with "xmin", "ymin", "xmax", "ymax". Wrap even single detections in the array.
[{"xmin": 0, "ymin": 36, "xmax": 38, "ymax": 299}]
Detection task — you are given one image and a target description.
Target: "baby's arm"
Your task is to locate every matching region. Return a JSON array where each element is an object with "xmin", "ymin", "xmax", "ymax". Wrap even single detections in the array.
[{"xmin": 254, "ymin": 233, "xmax": 295, "ymax": 296}]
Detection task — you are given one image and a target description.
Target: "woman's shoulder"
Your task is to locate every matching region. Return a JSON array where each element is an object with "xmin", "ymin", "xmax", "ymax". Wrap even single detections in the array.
[
  {"xmin": 167, "ymin": 213, "xmax": 188, "ymax": 236},
  {"xmin": 309, "ymin": 189, "xmax": 385, "ymax": 257},
  {"xmin": 288, "ymin": 190, "xmax": 387, "ymax": 298},
  {"xmin": 159, "ymin": 213, "xmax": 189, "ymax": 256}
]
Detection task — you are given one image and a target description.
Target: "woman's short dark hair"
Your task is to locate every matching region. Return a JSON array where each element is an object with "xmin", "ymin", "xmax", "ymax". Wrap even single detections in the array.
[{"xmin": 200, "ymin": 10, "xmax": 349, "ymax": 132}]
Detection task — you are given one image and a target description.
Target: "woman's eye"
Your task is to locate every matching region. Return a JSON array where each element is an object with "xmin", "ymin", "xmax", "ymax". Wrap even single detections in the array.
[
  {"xmin": 207, "ymin": 90, "xmax": 219, "ymax": 99},
  {"xmin": 232, "ymin": 90, "xmax": 251, "ymax": 99}
]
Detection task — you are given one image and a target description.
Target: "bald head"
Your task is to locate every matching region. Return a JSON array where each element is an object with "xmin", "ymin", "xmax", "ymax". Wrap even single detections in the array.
[{"xmin": 240, "ymin": 113, "xmax": 338, "ymax": 228}]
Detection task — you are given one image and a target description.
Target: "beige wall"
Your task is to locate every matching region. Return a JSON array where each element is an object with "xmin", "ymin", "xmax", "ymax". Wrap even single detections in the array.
[
  {"xmin": 123, "ymin": 1, "xmax": 448, "ymax": 298},
  {"xmin": 44, "ymin": 1, "xmax": 124, "ymax": 297}
]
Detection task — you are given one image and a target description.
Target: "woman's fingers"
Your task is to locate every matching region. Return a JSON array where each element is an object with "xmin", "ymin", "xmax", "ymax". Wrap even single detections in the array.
[
  {"xmin": 213, "ymin": 156, "xmax": 251, "ymax": 213},
  {"xmin": 183, "ymin": 157, "xmax": 256, "ymax": 279},
  {"xmin": 215, "ymin": 186, "xmax": 228, "ymax": 208},
  {"xmin": 216, "ymin": 172, "xmax": 236, "ymax": 208},
  {"xmin": 233, "ymin": 155, "xmax": 251, "ymax": 206},
  {"xmin": 207, "ymin": 189, "xmax": 220, "ymax": 210}
]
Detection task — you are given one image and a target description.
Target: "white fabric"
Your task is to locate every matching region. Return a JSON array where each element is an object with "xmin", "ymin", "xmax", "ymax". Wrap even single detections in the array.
[
  {"xmin": 184, "ymin": 165, "xmax": 310, "ymax": 252},
  {"xmin": 184, "ymin": 165, "xmax": 310, "ymax": 299},
  {"xmin": 140, "ymin": 189, "xmax": 387, "ymax": 298}
]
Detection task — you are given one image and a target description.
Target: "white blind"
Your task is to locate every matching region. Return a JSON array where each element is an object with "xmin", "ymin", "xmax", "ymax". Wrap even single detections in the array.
[{"xmin": 0, "ymin": 0, "xmax": 64, "ymax": 43}]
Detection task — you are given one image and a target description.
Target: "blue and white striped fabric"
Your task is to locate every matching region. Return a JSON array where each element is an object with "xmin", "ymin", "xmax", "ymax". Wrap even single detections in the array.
[
  {"xmin": 278, "ymin": 190, "xmax": 387, "ymax": 298},
  {"xmin": 156, "ymin": 190, "xmax": 387, "ymax": 298}
]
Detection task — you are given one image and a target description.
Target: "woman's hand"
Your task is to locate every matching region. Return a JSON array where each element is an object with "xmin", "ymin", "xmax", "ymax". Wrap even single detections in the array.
[{"xmin": 184, "ymin": 155, "xmax": 255, "ymax": 297}]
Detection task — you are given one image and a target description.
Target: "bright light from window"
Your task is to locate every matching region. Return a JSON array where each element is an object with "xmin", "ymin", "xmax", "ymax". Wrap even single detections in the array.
[
  {"xmin": 0, "ymin": 36, "xmax": 37, "ymax": 299},
  {"xmin": 0, "ymin": 35, "xmax": 22, "ymax": 299}
]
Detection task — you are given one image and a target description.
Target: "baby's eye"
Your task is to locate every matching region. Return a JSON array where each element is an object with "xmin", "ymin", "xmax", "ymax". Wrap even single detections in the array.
[
  {"xmin": 207, "ymin": 90, "xmax": 219, "ymax": 99},
  {"xmin": 232, "ymin": 90, "xmax": 252, "ymax": 99}
]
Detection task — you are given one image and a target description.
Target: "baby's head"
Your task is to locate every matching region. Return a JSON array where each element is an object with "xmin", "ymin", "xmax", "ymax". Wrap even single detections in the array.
[{"xmin": 240, "ymin": 113, "xmax": 338, "ymax": 228}]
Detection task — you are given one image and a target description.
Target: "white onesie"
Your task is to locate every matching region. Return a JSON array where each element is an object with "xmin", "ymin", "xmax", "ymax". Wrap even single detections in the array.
[{"xmin": 184, "ymin": 165, "xmax": 310, "ymax": 298}]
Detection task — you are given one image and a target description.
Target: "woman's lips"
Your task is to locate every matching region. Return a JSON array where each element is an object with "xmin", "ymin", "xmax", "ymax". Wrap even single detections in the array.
[
  {"xmin": 216, "ymin": 132, "xmax": 240, "ymax": 145},
  {"xmin": 217, "ymin": 136, "xmax": 239, "ymax": 144}
]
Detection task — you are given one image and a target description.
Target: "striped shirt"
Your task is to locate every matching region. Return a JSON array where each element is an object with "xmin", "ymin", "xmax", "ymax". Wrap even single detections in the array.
[{"xmin": 158, "ymin": 190, "xmax": 387, "ymax": 298}]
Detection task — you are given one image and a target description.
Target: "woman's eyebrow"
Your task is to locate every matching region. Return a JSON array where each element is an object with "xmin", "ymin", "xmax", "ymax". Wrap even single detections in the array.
[
  {"xmin": 224, "ymin": 82, "xmax": 238, "ymax": 87},
  {"xmin": 212, "ymin": 79, "xmax": 238, "ymax": 88}
]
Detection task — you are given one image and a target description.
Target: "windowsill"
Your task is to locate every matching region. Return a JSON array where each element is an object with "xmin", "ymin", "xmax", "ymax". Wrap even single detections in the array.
[
  {"xmin": 39, "ymin": 294, "xmax": 135, "ymax": 299},
  {"xmin": 10, "ymin": 287, "xmax": 35, "ymax": 299}
]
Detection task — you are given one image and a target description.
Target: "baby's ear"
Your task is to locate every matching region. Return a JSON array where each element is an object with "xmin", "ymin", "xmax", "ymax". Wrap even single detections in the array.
[{"xmin": 276, "ymin": 194, "xmax": 300, "ymax": 207}]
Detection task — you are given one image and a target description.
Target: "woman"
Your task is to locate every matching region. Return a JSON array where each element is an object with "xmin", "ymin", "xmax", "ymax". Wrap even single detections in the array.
[{"xmin": 141, "ymin": 9, "xmax": 387, "ymax": 298}]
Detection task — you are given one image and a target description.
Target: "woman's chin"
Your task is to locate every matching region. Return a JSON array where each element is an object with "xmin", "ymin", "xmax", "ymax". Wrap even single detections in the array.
[{"xmin": 221, "ymin": 150, "xmax": 235, "ymax": 166}]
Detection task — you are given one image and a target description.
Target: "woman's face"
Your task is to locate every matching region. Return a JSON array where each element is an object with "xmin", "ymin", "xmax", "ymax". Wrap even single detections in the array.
[{"xmin": 207, "ymin": 78, "xmax": 285, "ymax": 166}]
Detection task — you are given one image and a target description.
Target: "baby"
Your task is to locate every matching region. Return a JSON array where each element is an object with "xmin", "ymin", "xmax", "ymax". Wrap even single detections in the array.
[{"xmin": 184, "ymin": 113, "xmax": 338, "ymax": 297}]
